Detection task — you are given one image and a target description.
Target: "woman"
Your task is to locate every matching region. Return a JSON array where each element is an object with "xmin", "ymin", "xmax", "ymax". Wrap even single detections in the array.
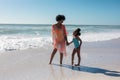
[{"xmin": 49, "ymin": 15, "xmax": 68, "ymax": 65}]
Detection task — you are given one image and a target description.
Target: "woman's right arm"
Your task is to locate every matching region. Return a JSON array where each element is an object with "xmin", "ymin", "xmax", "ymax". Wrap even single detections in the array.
[{"xmin": 52, "ymin": 25, "xmax": 55, "ymax": 44}]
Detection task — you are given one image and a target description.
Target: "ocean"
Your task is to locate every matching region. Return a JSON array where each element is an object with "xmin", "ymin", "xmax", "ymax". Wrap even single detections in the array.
[{"xmin": 0, "ymin": 24, "xmax": 120, "ymax": 52}]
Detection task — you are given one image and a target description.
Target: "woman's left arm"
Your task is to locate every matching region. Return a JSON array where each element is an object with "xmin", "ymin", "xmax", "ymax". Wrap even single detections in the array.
[{"xmin": 63, "ymin": 25, "xmax": 69, "ymax": 45}]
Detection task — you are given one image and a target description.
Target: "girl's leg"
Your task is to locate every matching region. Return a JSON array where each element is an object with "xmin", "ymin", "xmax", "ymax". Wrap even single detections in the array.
[
  {"xmin": 49, "ymin": 48, "xmax": 57, "ymax": 64},
  {"xmin": 71, "ymin": 48, "xmax": 76, "ymax": 66},
  {"xmin": 60, "ymin": 53, "xmax": 63, "ymax": 65},
  {"xmin": 75, "ymin": 49, "xmax": 81, "ymax": 66}
]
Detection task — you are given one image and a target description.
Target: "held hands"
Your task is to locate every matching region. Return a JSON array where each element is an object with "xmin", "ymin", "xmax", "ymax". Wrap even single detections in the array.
[
  {"xmin": 66, "ymin": 41, "xmax": 72, "ymax": 46},
  {"xmin": 66, "ymin": 41, "xmax": 69, "ymax": 46}
]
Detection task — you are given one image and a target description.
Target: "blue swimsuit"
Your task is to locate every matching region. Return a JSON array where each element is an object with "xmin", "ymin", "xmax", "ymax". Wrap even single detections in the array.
[{"xmin": 73, "ymin": 38, "xmax": 80, "ymax": 48}]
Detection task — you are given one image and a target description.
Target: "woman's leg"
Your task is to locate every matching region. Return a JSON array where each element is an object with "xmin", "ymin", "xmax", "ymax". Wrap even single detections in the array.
[
  {"xmin": 71, "ymin": 48, "xmax": 76, "ymax": 65},
  {"xmin": 49, "ymin": 48, "xmax": 57, "ymax": 64},
  {"xmin": 60, "ymin": 53, "xmax": 63, "ymax": 64}
]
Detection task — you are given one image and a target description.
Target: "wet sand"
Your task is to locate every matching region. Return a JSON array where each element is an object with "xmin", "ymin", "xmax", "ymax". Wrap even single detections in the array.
[{"xmin": 0, "ymin": 38, "xmax": 120, "ymax": 80}]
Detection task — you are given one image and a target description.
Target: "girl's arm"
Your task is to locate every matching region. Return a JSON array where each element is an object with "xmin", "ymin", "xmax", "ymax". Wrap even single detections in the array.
[{"xmin": 68, "ymin": 41, "xmax": 73, "ymax": 45}]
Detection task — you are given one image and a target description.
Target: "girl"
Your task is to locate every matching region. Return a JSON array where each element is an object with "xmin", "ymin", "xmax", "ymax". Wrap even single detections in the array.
[
  {"xmin": 69, "ymin": 28, "xmax": 82, "ymax": 66},
  {"xmin": 49, "ymin": 15, "xmax": 69, "ymax": 65}
]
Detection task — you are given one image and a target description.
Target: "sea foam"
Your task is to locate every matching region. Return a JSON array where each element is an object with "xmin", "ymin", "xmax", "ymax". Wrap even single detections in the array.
[{"xmin": 0, "ymin": 24, "xmax": 120, "ymax": 52}]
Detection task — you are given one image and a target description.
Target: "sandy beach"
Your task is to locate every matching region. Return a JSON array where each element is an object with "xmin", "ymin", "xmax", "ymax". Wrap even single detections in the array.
[{"xmin": 0, "ymin": 38, "xmax": 120, "ymax": 80}]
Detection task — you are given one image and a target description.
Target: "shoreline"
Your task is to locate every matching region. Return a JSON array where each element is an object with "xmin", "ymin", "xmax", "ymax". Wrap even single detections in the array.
[{"xmin": 1, "ymin": 37, "xmax": 120, "ymax": 53}]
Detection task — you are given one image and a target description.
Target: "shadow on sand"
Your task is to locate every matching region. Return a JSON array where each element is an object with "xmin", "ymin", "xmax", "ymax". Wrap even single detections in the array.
[{"xmin": 52, "ymin": 64, "xmax": 120, "ymax": 77}]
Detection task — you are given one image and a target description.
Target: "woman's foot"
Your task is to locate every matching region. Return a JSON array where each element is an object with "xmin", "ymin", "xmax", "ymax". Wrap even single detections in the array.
[
  {"xmin": 49, "ymin": 62, "xmax": 51, "ymax": 64},
  {"xmin": 72, "ymin": 62, "xmax": 74, "ymax": 66},
  {"xmin": 75, "ymin": 64, "xmax": 80, "ymax": 66}
]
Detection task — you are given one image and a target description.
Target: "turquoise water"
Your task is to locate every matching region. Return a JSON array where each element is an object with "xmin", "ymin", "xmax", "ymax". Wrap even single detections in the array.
[
  {"xmin": 0, "ymin": 24, "xmax": 120, "ymax": 52},
  {"xmin": 0, "ymin": 24, "xmax": 120, "ymax": 36}
]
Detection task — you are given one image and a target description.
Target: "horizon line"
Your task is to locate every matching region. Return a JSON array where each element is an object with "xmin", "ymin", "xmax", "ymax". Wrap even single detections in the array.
[{"xmin": 0, "ymin": 23, "xmax": 120, "ymax": 26}]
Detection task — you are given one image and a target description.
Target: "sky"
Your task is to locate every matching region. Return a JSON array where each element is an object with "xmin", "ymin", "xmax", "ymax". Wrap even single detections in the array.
[{"xmin": 0, "ymin": 0, "xmax": 120, "ymax": 25}]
